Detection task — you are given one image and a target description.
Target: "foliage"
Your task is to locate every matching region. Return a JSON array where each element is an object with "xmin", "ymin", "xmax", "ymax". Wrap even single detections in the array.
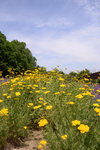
[
  {"xmin": 70, "ymin": 69, "xmax": 90, "ymax": 77},
  {"xmin": 76, "ymin": 69, "xmax": 90, "ymax": 78},
  {"xmin": 0, "ymin": 32, "xmax": 37, "ymax": 76},
  {"xmin": 0, "ymin": 68, "xmax": 100, "ymax": 150},
  {"xmin": 68, "ymin": 69, "xmax": 91, "ymax": 82}
]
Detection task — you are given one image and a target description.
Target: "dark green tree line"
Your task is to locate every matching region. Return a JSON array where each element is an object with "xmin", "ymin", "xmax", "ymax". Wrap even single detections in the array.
[{"xmin": 0, "ymin": 32, "xmax": 37, "ymax": 76}]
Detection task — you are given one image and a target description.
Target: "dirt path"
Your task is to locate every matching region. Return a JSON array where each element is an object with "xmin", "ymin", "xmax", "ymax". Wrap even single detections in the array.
[{"xmin": 5, "ymin": 130, "xmax": 45, "ymax": 150}]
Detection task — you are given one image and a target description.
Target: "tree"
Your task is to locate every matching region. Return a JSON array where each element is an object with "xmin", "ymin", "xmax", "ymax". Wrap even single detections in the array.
[
  {"xmin": 0, "ymin": 32, "xmax": 37, "ymax": 76},
  {"xmin": 76, "ymin": 69, "xmax": 90, "ymax": 79}
]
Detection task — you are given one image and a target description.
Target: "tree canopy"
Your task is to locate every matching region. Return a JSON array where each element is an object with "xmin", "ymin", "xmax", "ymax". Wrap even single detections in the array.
[{"xmin": 0, "ymin": 32, "xmax": 37, "ymax": 76}]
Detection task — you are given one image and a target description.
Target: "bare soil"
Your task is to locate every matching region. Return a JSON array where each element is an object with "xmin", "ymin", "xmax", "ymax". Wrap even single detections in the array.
[{"xmin": 5, "ymin": 130, "xmax": 45, "ymax": 150}]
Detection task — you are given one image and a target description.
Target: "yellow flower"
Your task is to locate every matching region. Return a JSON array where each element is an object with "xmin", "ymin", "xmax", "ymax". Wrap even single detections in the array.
[
  {"xmin": 23, "ymin": 126, "xmax": 27, "ymax": 129},
  {"xmin": 54, "ymin": 92, "xmax": 60, "ymax": 95},
  {"xmin": 82, "ymin": 91, "xmax": 94, "ymax": 97},
  {"xmin": 93, "ymin": 103, "xmax": 99, "ymax": 107},
  {"xmin": 66, "ymin": 101, "xmax": 75, "ymax": 104},
  {"xmin": 38, "ymin": 144, "xmax": 43, "ymax": 149},
  {"xmin": 0, "ymin": 108, "xmax": 9, "ymax": 116},
  {"xmin": 32, "ymin": 87, "xmax": 35, "ymax": 89},
  {"xmin": 38, "ymin": 119, "xmax": 48, "ymax": 127},
  {"xmin": 7, "ymin": 96, "xmax": 11, "ymax": 99},
  {"xmin": 35, "ymin": 90, "xmax": 41, "ymax": 93},
  {"xmin": 33, "ymin": 84, "xmax": 38, "ymax": 87},
  {"xmin": 28, "ymin": 103, "xmax": 34, "ymax": 107},
  {"xmin": 96, "ymin": 99, "xmax": 100, "ymax": 102},
  {"xmin": 61, "ymin": 134, "xmax": 68, "ymax": 140},
  {"xmin": 15, "ymin": 92, "xmax": 21, "ymax": 96},
  {"xmin": 96, "ymin": 89, "xmax": 100, "ymax": 92},
  {"xmin": 83, "ymin": 84, "xmax": 89, "ymax": 88},
  {"xmin": 0, "ymin": 99, "xmax": 3, "ymax": 103},
  {"xmin": 40, "ymin": 140, "xmax": 47, "ymax": 146},
  {"xmin": 75, "ymin": 94, "xmax": 83, "ymax": 99},
  {"xmin": 41, "ymin": 87, "xmax": 46, "ymax": 90},
  {"xmin": 60, "ymin": 84, "xmax": 66, "ymax": 87},
  {"xmin": 44, "ymin": 91, "xmax": 50, "ymax": 94},
  {"xmin": 43, "ymin": 102, "xmax": 47, "ymax": 105},
  {"xmin": 77, "ymin": 124, "xmax": 89, "ymax": 133},
  {"xmin": 94, "ymin": 108, "xmax": 100, "ymax": 113},
  {"xmin": 38, "ymin": 101, "xmax": 43, "ymax": 103},
  {"xmin": 46, "ymin": 105, "xmax": 53, "ymax": 110},
  {"xmin": 60, "ymin": 91, "xmax": 66, "ymax": 94},
  {"xmin": 9, "ymin": 88, "xmax": 14, "ymax": 91},
  {"xmin": 33, "ymin": 105, "xmax": 42, "ymax": 109},
  {"xmin": 79, "ymin": 88, "xmax": 85, "ymax": 90},
  {"xmin": 39, "ymin": 98, "xmax": 44, "ymax": 100},
  {"xmin": 72, "ymin": 120, "xmax": 81, "ymax": 126},
  {"xmin": 58, "ymin": 77, "xmax": 64, "ymax": 81},
  {"xmin": 3, "ymin": 93, "xmax": 7, "ymax": 96},
  {"xmin": 84, "ymin": 78, "xmax": 89, "ymax": 81}
]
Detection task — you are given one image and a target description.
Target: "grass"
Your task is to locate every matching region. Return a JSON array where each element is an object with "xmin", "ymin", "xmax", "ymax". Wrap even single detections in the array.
[{"xmin": 0, "ymin": 68, "xmax": 100, "ymax": 150}]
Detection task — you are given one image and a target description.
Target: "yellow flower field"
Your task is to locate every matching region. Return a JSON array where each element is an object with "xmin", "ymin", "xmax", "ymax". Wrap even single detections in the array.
[{"xmin": 0, "ymin": 68, "xmax": 100, "ymax": 150}]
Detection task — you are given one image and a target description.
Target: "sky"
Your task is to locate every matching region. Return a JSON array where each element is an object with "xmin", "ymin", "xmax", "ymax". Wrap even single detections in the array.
[{"xmin": 0, "ymin": 0, "xmax": 100, "ymax": 73}]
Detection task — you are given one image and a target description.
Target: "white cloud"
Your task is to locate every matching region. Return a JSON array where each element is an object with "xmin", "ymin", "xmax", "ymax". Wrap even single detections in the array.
[
  {"xmin": 33, "ymin": 27, "xmax": 100, "ymax": 63},
  {"xmin": 75, "ymin": 0, "xmax": 100, "ymax": 18},
  {"xmin": 34, "ymin": 38, "xmax": 99, "ymax": 63},
  {"xmin": 34, "ymin": 17, "xmax": 72, "ymax": 28},
  {"xmin": 7, "ymin": 25, "xmax": 100, "ymax": 66}
]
